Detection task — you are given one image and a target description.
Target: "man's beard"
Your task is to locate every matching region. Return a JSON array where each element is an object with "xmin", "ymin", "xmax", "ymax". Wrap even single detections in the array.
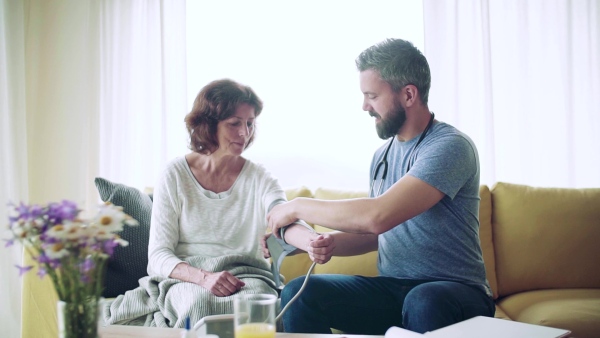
[{"xmin": 372, "ymin": 104, "xmax": 406, "ymax": 139}]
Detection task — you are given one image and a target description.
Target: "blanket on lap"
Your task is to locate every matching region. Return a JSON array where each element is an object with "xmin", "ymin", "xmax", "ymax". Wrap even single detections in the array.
[{"xmin": 102, "ymin": 254, "xmax": 279, "ymax": 328}]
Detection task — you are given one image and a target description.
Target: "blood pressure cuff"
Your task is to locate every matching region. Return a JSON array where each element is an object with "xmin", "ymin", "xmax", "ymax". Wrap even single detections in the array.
[
  {"xmin": 266, "ymin": 200, "xmax": 315, "ymax": 287},
  {"xmin": 266, "ymin": 235, "xmax": 297, "ymax": 288}
]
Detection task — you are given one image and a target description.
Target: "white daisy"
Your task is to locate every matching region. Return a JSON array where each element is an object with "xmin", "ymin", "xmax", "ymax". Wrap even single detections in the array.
[
  {"xmin": 114, "ymin": 237, "xmax": 129, "ymax": 247},
  {"xmin": 46, "ymin": 224, "xmax": 69, "ymax": 241},
  {"xmin": 84, "ymin": 224, "xmax": 113, "ymax": 241},
  {"xmin": 44, "ymin": 242, "xmax": 69, "ymax": 259},
  {"xmin": 93, "ymin": 205, "xmax": 126, "ymax": 234}
]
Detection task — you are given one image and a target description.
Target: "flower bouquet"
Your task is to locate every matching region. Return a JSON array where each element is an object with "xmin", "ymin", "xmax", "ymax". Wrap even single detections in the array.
[{"xmin": 5, "ymin": 200, "xmax": 138, "ymax": 338}]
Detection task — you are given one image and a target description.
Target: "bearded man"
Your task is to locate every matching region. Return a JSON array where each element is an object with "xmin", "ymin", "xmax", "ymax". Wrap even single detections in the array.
[{"xmin": 267, "ymin": 38, "xmax": 495, "ymax": 334}]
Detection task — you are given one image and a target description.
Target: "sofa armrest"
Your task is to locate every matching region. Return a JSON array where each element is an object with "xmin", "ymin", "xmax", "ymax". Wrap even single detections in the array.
[{"xmin": 22, "ymin": 250, "xmax": 59, "ymax": 338}]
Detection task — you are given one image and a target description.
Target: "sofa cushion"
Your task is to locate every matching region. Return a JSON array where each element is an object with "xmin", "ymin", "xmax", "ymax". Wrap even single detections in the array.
[
  {"xmin": 94, "ymin": 177, "xmax": 152, "ymax": 298},
  {"xmin": 491, "ymin": 182, "xmax": 600, "ymax": 297},
  {"xmin": 493, "ymin": 305, "xmax": 511, "ymax": 320},
  {"xmin": 496, "ymin": 288, "xmax": 600, "ymax": 338},
  {"xmin": 478, "ymin": 185, "xmax": 498, "ymax": 299},
  {"xmin": 310, "ymin": 188, "xmax": 378, "ymax": 277},
  {"xmin": 284, "ymin": 185, "xmax": 313, "ymax": 201}
]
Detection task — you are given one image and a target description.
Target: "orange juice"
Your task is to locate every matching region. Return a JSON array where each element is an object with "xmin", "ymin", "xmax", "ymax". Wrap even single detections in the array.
[{"xmin": 235, "ymin": 323, "xmax": 275, "ymax": 338}]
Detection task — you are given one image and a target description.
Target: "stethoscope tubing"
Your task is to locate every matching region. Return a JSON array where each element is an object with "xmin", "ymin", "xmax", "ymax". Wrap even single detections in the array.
[{"xmin": 369, "ymin": 112, "xmax": 435, "ymax": 197}]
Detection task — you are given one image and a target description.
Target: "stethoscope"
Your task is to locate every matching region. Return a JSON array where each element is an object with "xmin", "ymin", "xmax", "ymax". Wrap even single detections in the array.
[{"xmin": 369, "ymin": 112, "xmax": 435, "ymax": 197}]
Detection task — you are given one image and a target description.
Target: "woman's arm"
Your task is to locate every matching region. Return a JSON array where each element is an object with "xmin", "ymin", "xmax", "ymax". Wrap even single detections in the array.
[
  {"xmin": 147, "ymin": 169, "xmax": 185, "ymax": 277},
  {"xmin": 169, "ymin": 263, "xmax": 244, "ymax": 297}
]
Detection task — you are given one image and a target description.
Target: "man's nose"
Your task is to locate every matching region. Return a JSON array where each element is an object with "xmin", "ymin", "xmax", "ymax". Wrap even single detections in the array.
[{"xmin": 362, "ymin": 99, "xmax": 371, "ymax": 111}]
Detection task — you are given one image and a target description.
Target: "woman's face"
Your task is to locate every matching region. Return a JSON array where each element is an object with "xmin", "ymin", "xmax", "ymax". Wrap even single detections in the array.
[{"xmin": 216, "ymin": 103, "xmax": 256, "ymax": 156}]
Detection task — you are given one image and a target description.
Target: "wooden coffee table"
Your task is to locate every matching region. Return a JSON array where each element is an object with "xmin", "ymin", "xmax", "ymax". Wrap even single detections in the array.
[{"xmin": 100, "ymin": 325, "xmax": 383, "ymax": 338}]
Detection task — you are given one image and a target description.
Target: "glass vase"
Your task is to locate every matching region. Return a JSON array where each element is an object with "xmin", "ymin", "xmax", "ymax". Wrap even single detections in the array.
[{"xmin": 57, "ymin": 297, "xmax": 102, "ymax": 338}]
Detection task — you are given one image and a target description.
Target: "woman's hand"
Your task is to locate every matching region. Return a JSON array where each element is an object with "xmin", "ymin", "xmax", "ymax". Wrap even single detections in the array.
[
  {"xmin": 197, "ymin": 270, "xmax": 245, "ymax": 297},
  {"xmin": 171, "ymin": 263, "xmax": 245, "ymax": 297},
  {"xmin": 267, "ymin": 201, "xmax": 299, "ymax": 238},
  {"xmin": 307, "ymin": 233, "xmax": 335, "ymax": 264},
  {"xmin": 261, "ymin": 233, "xmax": 272, "ymax": 259}
]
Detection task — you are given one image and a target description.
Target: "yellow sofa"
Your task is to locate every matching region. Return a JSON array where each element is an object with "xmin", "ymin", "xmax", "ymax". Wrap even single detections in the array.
[{"xmin": 21, "ymin": 182, "xmax": 600, "ymax": 338}]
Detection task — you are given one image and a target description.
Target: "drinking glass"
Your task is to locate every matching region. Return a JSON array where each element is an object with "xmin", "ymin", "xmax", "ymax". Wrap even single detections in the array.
[{"xmin": 233, "ymin": 293, "xmax": 276, "ymax": 338}]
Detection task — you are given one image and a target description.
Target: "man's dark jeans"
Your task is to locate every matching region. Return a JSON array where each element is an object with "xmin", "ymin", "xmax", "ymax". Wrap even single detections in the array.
[{"xmin": 280, "ymin": 274, "xmax": 495, "ymax": 334}]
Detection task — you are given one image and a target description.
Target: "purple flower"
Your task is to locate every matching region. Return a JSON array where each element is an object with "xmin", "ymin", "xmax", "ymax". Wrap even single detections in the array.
[
  {"xmin": 89, "ymin": 242, "xmax": 101, "ymax": 252},
  {"xmin": 40, "ymin": 233, "xmax": 57, "ymax": 244},
  {"xmin": 48, "ymin": 258, "xmax": 61, "ymax": 269},
  {"xmin": 3, "ymin": 239, "xmax": 14, "ymax": 248},
  {"xmin": 29, "ymin": 204, "xmax": 44, "ymax": 218},
  {"xmin": 47, "ymin": 200, "xmax": 79, "ymax": 224},
  {"xmin": 37, "ymin": 267, "xmax": 47, "ymax": 278},
  {"xmin": 7, "ymin": 215, "xmax": 18, "ymax": 226},
  {"xmin": 38, "ymin": 253, "xmax": 52, "ymax": 264},
  {"xmin": 10, "ymin": 202, "xmax": 43, "ymax": 220},
  {"xmin": 15, "ymin": 202, "xmax": 30, "ymax": 217},
  {"xmin": 81, "ymin": 257, "xmax": 95, "ymax": 273},
  {"xmin": 103, "ymin": 240, "xmax": 118, "ymax": 256},
  {"xmin": 6, "ymin": 198, "xmax": 137, "ymax": 300},
  {"xmin": 15, "ymin": 265, "xmax": 33, "ymax": 276}
]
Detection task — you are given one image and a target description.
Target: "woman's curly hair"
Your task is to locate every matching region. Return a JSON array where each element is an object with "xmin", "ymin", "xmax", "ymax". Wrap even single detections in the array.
[{"xmin": 185, "ymin": 79, "xmax": 263, "ymax": 154}]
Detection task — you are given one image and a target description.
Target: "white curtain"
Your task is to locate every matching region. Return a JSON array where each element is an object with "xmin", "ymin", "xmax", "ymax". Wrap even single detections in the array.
[
  {"xmin": 0, "ymin": 1, "xmax": 186, "ymax": 336},
  {"xmin": 423, "ymin": 0, "xmax": 600, "ymax": 188},
  {"xmin": 99, "ymin": 0, "xmax": 187, "ymax": 191},
  {"xmin": 1, "ymin": 1, "xmax": 27, "ymax": 337}
]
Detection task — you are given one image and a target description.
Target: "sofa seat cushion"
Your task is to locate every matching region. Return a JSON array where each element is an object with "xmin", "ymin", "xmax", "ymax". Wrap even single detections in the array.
[
  {"xmin": 493, "ymin": 305, "xmax": 511, "ymax": 320},
  {"xmin": 496, "ymin": 288, "xmax": 600, "ymax": 338}
]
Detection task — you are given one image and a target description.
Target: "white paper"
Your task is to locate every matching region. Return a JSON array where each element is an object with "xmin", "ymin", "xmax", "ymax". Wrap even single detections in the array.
[
  {"xmin": 423, "ymin": 316, "xmax": 571, "ymax": 338},
  {"xmin": 385, "ymin": 326, "xmax": 424, "ymax": 338}
]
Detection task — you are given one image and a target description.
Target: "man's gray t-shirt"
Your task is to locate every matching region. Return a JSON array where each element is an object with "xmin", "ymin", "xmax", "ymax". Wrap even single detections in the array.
[{"xmin": 370, "ymin": 120, "xmax": 491, "ymax": 297}]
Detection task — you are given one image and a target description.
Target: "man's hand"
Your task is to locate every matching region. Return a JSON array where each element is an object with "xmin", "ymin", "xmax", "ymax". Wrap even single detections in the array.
[
  {"xmin": 307, "ymin": 233, "xmax": 335, "ymax": 264},
  {"xmin": 267, "ymin": 201, "xmax": 298, "ymax": 238},
  {"xmin": 262, "ymin": 225, "xmax": 335, "ymax": 264}
]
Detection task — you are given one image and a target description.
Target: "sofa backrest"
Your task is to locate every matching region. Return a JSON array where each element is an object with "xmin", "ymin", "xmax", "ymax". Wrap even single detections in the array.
[
  {"xmin": 490, "ymin": 182, "xmax": 600, "ymax": 298},
  {"xmin": 311, "ymin": 188, "xmax": 378, "ymax": 277},
  {"xmin": 280, "ymin": 187, "xmax": 379, "ymax": 282}
]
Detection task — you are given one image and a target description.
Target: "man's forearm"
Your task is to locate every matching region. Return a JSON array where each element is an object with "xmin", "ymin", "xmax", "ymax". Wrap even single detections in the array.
[
  {"xmin": 328, "ymin": 231, "xmax": 378, "ymax": 256},
  {"xmin": 291, "ymin": 197, "xmax": 382, "ymax": 234}
]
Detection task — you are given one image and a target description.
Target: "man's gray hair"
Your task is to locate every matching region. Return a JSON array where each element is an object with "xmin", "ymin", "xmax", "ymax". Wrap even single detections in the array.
[{"xmin": 356, "ymin": 38, "xmax": 431, "ymax": 105}]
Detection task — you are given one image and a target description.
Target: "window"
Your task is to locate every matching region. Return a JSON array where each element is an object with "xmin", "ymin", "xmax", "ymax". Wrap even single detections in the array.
[{"xmin": 186, "ymin": 0, "xmax": 424, "ymax": 190}]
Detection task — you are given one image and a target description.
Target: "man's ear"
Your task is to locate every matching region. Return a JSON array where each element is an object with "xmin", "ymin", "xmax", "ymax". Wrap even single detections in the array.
[{"xmin": 403, "ymin": 84, "xmax": 420, "ymax": 107}]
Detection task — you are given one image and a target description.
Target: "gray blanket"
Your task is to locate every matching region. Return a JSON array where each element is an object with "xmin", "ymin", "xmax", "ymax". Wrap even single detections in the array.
[{"xmin": 102, "ymin": 254, "xmax": 279, "ymax": 328}]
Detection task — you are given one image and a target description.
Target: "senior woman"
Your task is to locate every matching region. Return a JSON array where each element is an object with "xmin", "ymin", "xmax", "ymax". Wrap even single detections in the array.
[{"xmin": 104, "ymin": 79, "xmax": 326, "ymax": 329}]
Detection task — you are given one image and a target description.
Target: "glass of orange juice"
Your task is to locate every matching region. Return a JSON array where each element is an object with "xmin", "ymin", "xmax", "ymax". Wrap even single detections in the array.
[{"xmin": 233, "ymin": 293, "xmax": 277, "ymax": 338}]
